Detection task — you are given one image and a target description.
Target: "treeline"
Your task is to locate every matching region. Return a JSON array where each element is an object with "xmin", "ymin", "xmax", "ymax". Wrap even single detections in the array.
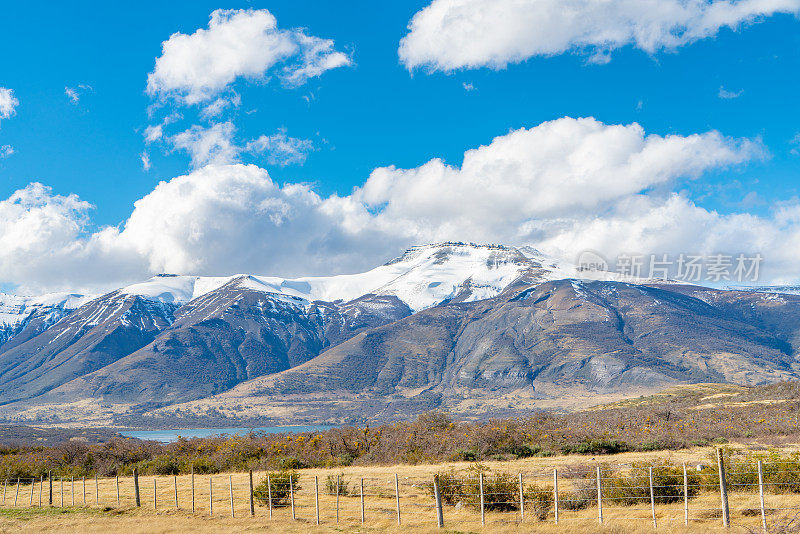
[{"xmin": 2, "ymin": 382, "xmax": 800, "ymax": 480}]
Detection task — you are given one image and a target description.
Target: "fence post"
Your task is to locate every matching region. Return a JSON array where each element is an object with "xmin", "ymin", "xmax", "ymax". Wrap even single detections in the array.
[
  {"xmin": 395, "ymin": 474, "xmax": 401, "ymax": 526},
  {"xmin": 116, "ymin": 475, "xmax": 120, "ymax": 506},
  {"xmin": 717, "ymin": 448, "xmax": 730, "ymax": 528},
  {"xmin": 48, "ymin": 471, "xmax": 52, "ymax": 506},
  {"xmin": 60, "ymin": 477, "xmax": 64, "ymax": 507},
  {"xmin": 82, "ymin": 476, "xmax": 86, "ymax": 504},
  {"xmin": 758, "ymin": 460, "xmax": 767, "ymax": 534},
  {"xmin": 433, "ymin": 474, "xmax": 444, "ymax": 529},
  {"xmin": 174, "ymin": 475, "xmax": 178, "ymax": 510},
  {"xmin": 554, "ymin": 468, "xmax": 559, "ymax": 524},
  {"xmin": 95, "ymin": 473, "xmax": 98, "ymax": 504},
  {"xmin": 39, "ymin": 475, "xmax": 43, "ymax": 507},
  {"xmin": 29, "ymin": 478, "xmax": 34, "ymax": 505},
  {"xmin": 229, "ymin": 475, "xmax": 234, "ymax": 518},
  {"xmin": 154, "ymin": 478, "xmax": 157, "ymax": 510},
  {"xmin": 267, "ymin": 473, "xmax": 272, "ymax": 519},
  {"xmin": 191, "ymin": 466, "xmax": 195, "ymax": 513},
  {"xmin": 596, "ymin": 465, "xmax": 603, "ymax": 525},
  {"xmin": 314, "ymin": 475, "xmax": 320, "ymax": 525},
  {"xmin": 209, "ymin": 476, "xmax": 213, "ymax": 516},
  {"xmin": 134, "ymin": 468, "xmax": 140, "ymax": 507},
  {"xmin": 683, "ymin": 463, "xmax": 689, "ymax": 526},
  {"xmin": 479, "ymin": 472, "xmax": 485, "ymax": 526},
  {"xmin": 649, "ymin": 466, "xmax": 657, "ymax": 528},
  {"xmin": 71, "ymin": 476, "xmax": 74, "ymax": 506},
  {"xmin": 360, "ymin": 477, "xmax": 365, "ymax": 524},
  {"xmin": 14, "ymin": 478, "xmax": 19, "ymax": 506},
  {"xmin": 518, "ymin": 473, "xmax": 524, "ymax": 522},
  {"xmin": 290, "ymin": 474, "xmax": 295, "ymax": 520},
  {"xmin": 249, "ymin": 470, "xmax": 254, "ymax": 517},
  {"xmin": 2, "ymin": 478, "xmax": 6, "ymax": 505},
  {"xmin": 336, "ymin": 474, "xmax": 340, "ymax": 523}
]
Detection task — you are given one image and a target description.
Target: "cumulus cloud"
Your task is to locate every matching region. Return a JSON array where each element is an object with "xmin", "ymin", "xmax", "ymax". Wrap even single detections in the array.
[
  {"xmin": 245, "ymin": 129, "xmax": 314, "ymax": 166},
  {"xmin": 0, "ymin": 87, "xmax": 19, "ymax": 125},
  {"xmin": 5, "ymin": 117, "xmax": 800, "ymax": 294},
  {"xmin": 147, "ymin": 9, "xmax": 351, "ymax": 105},
  {"xmin": 399, "ymin": 0, "xmax": 800, "ymax": 71}
]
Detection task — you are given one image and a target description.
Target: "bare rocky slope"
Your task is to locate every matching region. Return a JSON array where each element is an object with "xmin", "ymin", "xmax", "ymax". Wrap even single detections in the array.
[{"xmin": 1, "ymin": 242, "xmax": 799, "ymax": 426}]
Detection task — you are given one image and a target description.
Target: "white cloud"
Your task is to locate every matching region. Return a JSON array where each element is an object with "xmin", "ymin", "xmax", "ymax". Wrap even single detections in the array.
[
  {"xmin": 399, "ymin": 0, "xmax": 800, "ymax": 71},
  {"xmin": 0, "ymin": 87, "xmax": 19, "ymax": 125},
  {"xmin": 245, "ymin": 129, "xmax": 314, "ymax": 166},
  {"xmin": 143, "ymin": 124, "xmax": 163, "ymax": 143},
  {"xmin": 6, "ymin": 117, "xmax": 800, "ymax": 293},
  {"xmin": 0, "ymin": 145, "xmax": 13, "ymax": 159},
  {"xmin": 147, "ymin": 9, "xmax": 351, "ymax": 105},
  {"xmin": 170, "ymin": 122, "xmax": 239, "ymax": 168},
  {"xmin": 719, "ymin": 86, "xmax": 744, "ymax": 99},
  {"xmin": 65, "ymin": 87, "xmax": 80, "ymax": 104},
  {"xmin": 140, "ymin": 152, "xmax": 151, "ymax": 171}
]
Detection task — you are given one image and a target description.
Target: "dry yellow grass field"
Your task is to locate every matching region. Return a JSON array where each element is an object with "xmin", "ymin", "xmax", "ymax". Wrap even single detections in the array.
[{"xmin": 2, "ymin": 446, "xmax": 799, "ymax": 532}]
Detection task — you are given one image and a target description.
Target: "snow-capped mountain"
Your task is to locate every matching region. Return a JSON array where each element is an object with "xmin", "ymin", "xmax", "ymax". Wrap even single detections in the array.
[
  {"xmin": 4, "ymin": 241, "xmax": 799, "ymax": 427},
  {"xmin": 0, "ymin": 292, "xmax": 94, "ymax": 349}
]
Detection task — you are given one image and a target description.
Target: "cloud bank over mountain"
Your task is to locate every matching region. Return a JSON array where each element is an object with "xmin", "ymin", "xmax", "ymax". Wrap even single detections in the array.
[{"xmin": 4, "ymin": 116, "xmax": 798, "ymax": 293}]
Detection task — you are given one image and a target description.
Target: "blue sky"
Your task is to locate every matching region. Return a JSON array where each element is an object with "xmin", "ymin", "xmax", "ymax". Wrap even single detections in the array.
[{"xmin": 1, "ymin": 1, "xmax": 800, "ymax": 292}]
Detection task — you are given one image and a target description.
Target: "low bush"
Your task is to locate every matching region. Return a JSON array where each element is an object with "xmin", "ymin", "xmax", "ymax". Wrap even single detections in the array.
[{"xmin": 252, "ymin": 470, "xmax": 300, "ymax": 506}]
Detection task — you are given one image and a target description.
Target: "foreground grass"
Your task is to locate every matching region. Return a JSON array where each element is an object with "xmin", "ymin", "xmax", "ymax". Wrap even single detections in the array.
[{"xmin": 2, "ymin": 446, "xmax": 799, "ymax": 533}]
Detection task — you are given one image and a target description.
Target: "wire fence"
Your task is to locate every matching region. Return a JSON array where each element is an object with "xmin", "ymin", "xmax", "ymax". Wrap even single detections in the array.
[{"xmin": 1, "ymin": 450, "xmax": 799, "ymax": 531}]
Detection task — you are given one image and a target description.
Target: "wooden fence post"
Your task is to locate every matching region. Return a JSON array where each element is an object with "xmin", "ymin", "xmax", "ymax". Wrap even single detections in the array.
[
  {"xmin": 479, "ymin": 472, "xmax": 485, "ymax": 526},
  {"xmin": 518, "ymin": 473, "xmax": 524, "ymax": 522},
  {"xmin": 48, "ymin": 471, "xmax": 52, "ymax": 506},
  {"xmin": 249, "ymin": 470, "xmax": 254, "ymax": 517},
  {"xmin": 134, "ymin": 469, "xmax": 140, "ymax": 507},
  {"xmin": 554, "ymin": 468, "xmax": 559, "ymax": 524},
  {"xmin": 289, "ymin": 474, "xmax": 295, "ymax": 520},
  {"xmin": 191, "ymin": 466, "xmax": 195, "ymax": 513},
  {"xmin": 229, "ymin": 475, "xmax": 234, "ymax": 518},
  {"xmin": 82, "ymin": 476, "xmax": 86, "ymax": 504},
  {"xmin": 71, "ymin": 476, "xmax": 74, "ymax": 506},
  {"xmin": 39, "ymin": 475, "xmax": 43, "ymax": 507},
  {"xmin": 174, "ymin": 475, "xmax": 178, "ymax": 510},
  {"xmin": 60, "ymin": 477, "xmax": 64, "ymax": 507},
  {"xmin": 649, "ymin": 466, "xmax": 657, "ymax": 528},
  {"xmin": 267, "ymin": 473, "xmax": 272, "ymax": 519},
  {"xmin": 596, "ymin": 465, "xmax": 603, "ymax": 525},
  {"xmin": 360, "ymin": 477, "xmax": 365, "ymax": 524},
  {"xmin": 95, "ymin": 473, "xmax": 98, "ymax": 504},
  {"xmin": 116, "ymin": 475, "xmax": 120, "ymax": 506},
  {"xmin": 14, "ymin": 478, "xmax": 19, "ymax": 506},
  {"xmin": 758, "ymin": 460, "xmax": 767, "ymax": 534},
  {"xmin": 209, "ymin": 476, "xmax": 213, "ymax": 516},
  {"xmin": 433, "ymin": 474, "xmax": 444, "ymax": 529},
  {"xmin": 153, "ymin": 478, "xmax": 157, "ymax": 510},
  {"xmin": 336, "ymin": 474, "xmax": 340, "ymax": 523},
  {"xmin": 395, "ymin": 474, "xmax": 401, "ymax": 526},
  {"xmin": 717, "ymin": 448, "xmax": 730, "ymax": 528},
  {"xmin": 683, "ymin": 463, "xmax": 689, "ymax": 526},
  {"xmin": 314, "ymin": 475, "xmax": 320, "ymax": 525},
  {"xmin": 29, "ymin": 478, "xmax": 34, "ymax": 505}
]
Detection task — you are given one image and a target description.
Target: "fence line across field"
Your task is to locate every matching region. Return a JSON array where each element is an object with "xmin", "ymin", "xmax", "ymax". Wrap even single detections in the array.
[{"xmin": 0, "ymin": 450, "xmax": 794, "ymax": 531}]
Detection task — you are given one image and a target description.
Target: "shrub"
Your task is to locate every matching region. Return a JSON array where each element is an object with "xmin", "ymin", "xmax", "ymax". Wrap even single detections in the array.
[
  {"xmin": 524, "ymin": 483, "xmax": 553, "ymax": 520},
  {"xmin": 563, "ymin": 439, "xmax": 629, "ymax": 455},
  {"xmin": 252, "ymin": 470, "xmax": 300, "ymax": 506},
  {"xmin": 425, "ymin": 466, "xmax": 518, "ymax": 511},
  {"xmin": 602, "ymin": 461, "xmax": 700, "ymax": 506},
  {"xmin": 325, "ymin": 474, "xmax": 350, "ymax": 496}
]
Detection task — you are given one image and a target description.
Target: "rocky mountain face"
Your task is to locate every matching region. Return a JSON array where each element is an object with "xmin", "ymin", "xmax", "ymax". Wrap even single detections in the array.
[{"xmin": 1, "ymin": 242, "xmax": 799, "ymax": 426}]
